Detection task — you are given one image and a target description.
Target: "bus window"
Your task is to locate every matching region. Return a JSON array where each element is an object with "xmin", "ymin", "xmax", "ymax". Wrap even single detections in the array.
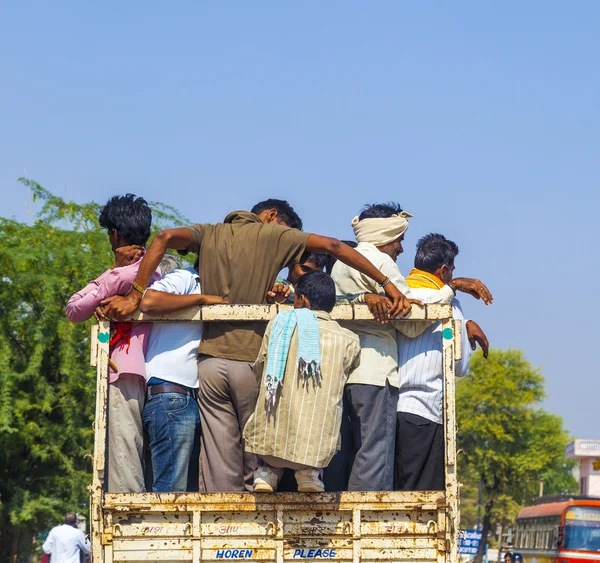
[{"xmin": 564, "ymin": 506, "xmax": 600, "ymax": 551}]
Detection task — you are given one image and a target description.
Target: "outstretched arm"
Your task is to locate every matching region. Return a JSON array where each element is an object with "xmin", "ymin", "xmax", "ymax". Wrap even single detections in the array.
[
  {"xmin": 465, "ymin": 320, "xmax": 489, "ymax": 359},
  {"xmin": 305, "ymin": 234, "xmax": 411, "ymax": 318},
  {"xmin": 102, "ymin": 228, "xmax": 192, "ymax": 320},
  {"xmin": 450, "ymin": 278, "xmax": 493, "ymax": 305},
  {"xmin": 140, "ymin": 290, "xmax": 227, "ymax": 314}
]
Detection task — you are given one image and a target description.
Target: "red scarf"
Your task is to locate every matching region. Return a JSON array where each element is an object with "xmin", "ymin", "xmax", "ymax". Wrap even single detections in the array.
[{"xmin": 110, "ymin": 322, "xmax": 132, "ymax": 354}]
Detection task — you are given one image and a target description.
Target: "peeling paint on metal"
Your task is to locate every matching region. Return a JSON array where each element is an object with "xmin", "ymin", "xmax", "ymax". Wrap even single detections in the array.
[{"xmin": 90, "ymin": 305, "xmax": 459, "ymax": 563}]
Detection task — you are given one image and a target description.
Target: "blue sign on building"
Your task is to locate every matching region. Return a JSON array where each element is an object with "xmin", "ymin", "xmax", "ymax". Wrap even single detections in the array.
[{"xmin": 458, "ymin": 530, "xmax": 483, "ymax": 555}]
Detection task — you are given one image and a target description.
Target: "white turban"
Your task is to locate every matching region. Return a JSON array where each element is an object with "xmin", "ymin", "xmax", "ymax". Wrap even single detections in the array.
[{"xmin": 352, "ymin": 211, "xmax": 413, "ymax": 246}]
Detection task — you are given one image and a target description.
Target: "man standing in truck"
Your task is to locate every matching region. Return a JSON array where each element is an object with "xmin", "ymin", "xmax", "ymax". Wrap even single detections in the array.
[
  {"xmin": 139, "ymin": 258, "xmax": 226, "ymax": 492},
  {"xmin": 326, "ymin": 203, "xmax": 456, "ymax": 492},
  {"xmin": 266, "ymin": 251, "xmax": 328, "ymax": 304},
  {"xmin": 395, "ymin": 233, "xmax": 489, "ymax": 490},
  {"xmin": 66, "ymin": 194, "xmax": 159, "ymax": 493},
  {"xmin": 326, "ymin": 203, "xmax": 493, "ymax": 492},
  {"xmin": 100, "ymin": 198, "xmax": 411, "ymax": 493}
]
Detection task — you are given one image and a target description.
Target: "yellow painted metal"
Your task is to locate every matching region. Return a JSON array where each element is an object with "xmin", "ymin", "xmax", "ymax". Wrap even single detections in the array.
[{"xmin": 90, "ymin": 303, "xmax": 459, "ymax": 563}]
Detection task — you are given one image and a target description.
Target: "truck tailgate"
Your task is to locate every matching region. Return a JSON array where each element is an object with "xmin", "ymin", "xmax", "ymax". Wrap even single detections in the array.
[{"xmin": 97, "ymin": 491, "xmax": 448, "ymax": 563}]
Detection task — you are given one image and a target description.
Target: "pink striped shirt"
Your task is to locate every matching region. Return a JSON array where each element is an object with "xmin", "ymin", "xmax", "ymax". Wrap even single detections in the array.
[{"xmin": 66, "ymin": 259, "xmax": 159, "ymax": 383}]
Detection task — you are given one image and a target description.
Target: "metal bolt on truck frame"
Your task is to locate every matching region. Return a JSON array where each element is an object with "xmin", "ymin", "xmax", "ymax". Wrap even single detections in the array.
[{"xmin": 88, "ymin": 302, "xmax": 461, "ymax": 563}]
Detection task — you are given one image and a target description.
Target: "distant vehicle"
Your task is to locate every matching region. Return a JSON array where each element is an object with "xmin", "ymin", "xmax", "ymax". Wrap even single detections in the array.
[{"xmin": 514, "ymin": 496, "xmax": 600, "ymax": 563}]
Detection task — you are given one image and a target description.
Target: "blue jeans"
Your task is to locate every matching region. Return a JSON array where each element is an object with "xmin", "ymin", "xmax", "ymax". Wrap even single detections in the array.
[{"xmin": 142, "ymin": 392, "xmax": 200, "ymax": 492}]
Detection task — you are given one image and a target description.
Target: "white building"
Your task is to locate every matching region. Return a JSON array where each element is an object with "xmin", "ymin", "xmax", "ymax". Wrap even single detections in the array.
[{"xmin": 566, "ymin": 439, "xmax": 600, "ymax": 497}]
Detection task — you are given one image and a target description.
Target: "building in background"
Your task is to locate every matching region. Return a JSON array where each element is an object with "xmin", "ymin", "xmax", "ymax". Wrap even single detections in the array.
[{"xmin": 566, "ymin": 440, "xmax": 600, "ymax": 497}]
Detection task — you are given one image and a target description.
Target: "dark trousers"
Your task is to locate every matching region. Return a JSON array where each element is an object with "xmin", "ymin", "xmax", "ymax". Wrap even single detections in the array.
[
  {"xmin": 324, "ymin": 382, "xmax": 398, "ymax": 492},
  {"xmin": 395, "ymin": 412, "xmax": 445, "ymax": 491}
]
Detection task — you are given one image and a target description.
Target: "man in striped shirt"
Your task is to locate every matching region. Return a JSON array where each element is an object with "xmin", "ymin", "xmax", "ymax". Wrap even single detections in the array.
[
  {"xmin": 396, "ymin": 233, "xmax": 489, "ymax": 490},
  {"xmin": 244, "ymin": 271, "xmax": 361, "ymax": 493},
  {"xmin": 326, "ymin": 203, "xmax": 493, "ymax": 492}
]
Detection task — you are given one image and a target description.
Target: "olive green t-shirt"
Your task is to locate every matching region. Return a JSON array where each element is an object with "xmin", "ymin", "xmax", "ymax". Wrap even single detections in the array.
[{"xmin": 183, "ymin": 211, "xmax": 311, "ymax": 361}]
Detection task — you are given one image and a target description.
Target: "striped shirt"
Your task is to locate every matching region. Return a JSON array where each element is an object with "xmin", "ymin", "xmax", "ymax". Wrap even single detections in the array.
[
  {"xmin": 332, "ymin": 241, "xmax": 454, "ymax": 388},
  {"xmin": 244, "ymin": 310, "xmax": 361, "ymax": 468},
  {"xmin": 397, "ymin": 287, "xmax": 472, "ymax": 424}
]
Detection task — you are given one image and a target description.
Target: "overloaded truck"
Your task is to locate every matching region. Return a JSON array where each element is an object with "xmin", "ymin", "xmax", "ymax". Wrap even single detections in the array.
[{"xmin": 88, "ymin": 302, "xmax": 462, "ymax": 563}]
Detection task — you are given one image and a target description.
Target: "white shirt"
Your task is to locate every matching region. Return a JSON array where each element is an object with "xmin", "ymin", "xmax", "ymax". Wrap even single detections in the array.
[
  {"xmin": 145, "ymin": 268, "xmax": 203, "ymax": 388},
  {"xmin": 331, "ymin": 242, "xmax": 454, "ymax": 387},
  {"xmin": 397, "ymin": 287, "xmax": 472, "ymax": 424},
  {"xmin": 42, "ymin": 524, "xmax": 90, "ymax": 563}
]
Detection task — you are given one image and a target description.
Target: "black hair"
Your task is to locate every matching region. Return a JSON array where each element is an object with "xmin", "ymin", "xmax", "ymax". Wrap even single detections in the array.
[
  {"xmin": 414, "ymin": 233, "xmax": 459, "ymax": 273},
  {"xmin": 295, "ymin": 270, "xmax": 336, "ymax": 312},
  {"xmin": 358, "ymin": 202, "xmax": 403, "ymax": 220},
  {"xmin": 304, "ymin": 252, "xmax": 328, "ymax": 271},
  {"xmin": 325, "ymin": 240, "xmax": 357, "ymax": 275},
  {"xmin": 250, "ymin": 199, "xmax": 303, "ymax": 230},
  {"xmin": 64, "ymin": 512, "xmax": 78, "ymax": 526},
  {"xmin": 98, "ymin": 194, "xmax": 152, "ymax": 246}
]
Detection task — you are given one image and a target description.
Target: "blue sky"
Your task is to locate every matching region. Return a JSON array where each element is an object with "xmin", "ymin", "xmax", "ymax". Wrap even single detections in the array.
[{"xmin": 1, "ymin": 2, "xmax": 598, "ymax": 439}]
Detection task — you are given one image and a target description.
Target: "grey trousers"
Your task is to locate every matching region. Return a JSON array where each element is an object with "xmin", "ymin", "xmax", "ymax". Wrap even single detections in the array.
[
  {"xmin": 324, "ymin": 382, "xmax": 398, "ymax": 491},
  {"xmin": 107, "ymin": 374, "xmax": 146, "ymax": 493},
  {"xmin": 197, "ymin": 356, "xmax": 259, "ymax": 492}
]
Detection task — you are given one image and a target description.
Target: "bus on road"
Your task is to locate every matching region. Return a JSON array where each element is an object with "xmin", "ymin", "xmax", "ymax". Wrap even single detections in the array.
[{"xmin": 514, "ymin": 497, "xmax": 600, "ymax": 563}]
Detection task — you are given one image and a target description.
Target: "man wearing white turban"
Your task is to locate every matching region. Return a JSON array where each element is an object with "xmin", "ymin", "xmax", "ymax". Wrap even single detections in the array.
[{"xmin": 324, "ymin": 202, "xmax": 492, "ymax": 492}]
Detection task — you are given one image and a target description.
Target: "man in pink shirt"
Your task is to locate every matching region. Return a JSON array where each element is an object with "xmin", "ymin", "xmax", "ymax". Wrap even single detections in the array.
[{"xmin": 66, "ymin": 194, "xmax": 158, "ymax": 493}]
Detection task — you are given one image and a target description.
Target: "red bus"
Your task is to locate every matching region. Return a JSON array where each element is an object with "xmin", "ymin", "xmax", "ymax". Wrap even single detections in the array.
[{"xmin": 515, "ymin": 497, "xmax": 600, "ymax": 563}]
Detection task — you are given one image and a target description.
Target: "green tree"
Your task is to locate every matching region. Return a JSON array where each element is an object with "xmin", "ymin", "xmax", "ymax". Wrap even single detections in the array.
[
  {"xmin": 0, "ymin": 179, "xmax": 186, "ymax": 561},
  {"xmin": 456, "ymin": 349, "xmax": 577, "ymax": 562}
]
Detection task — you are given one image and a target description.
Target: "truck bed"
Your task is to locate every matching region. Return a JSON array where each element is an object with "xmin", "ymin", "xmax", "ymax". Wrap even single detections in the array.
[
  {"xmin": 98, "ymin": 491, "xmax": 448, "ymax": 562},
  {"xmin": 90, "ymin": 304, "xmax": 459, "ymax": 563}
]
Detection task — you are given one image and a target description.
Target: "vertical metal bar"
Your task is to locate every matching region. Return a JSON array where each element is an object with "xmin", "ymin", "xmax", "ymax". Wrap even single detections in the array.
[
  {"xmin": 90, "ymin": 325, "xmax": 99, "ymax": 367},
  {"xmin": 91, "ymin": 320, "xmax": 110, "ymax": 563},
  {"xmin": 437, "ymin": 506, "xmax": 448, "ymax": 563},
  {"xmin": 276, "ymin": 507, "xmax": 284, "ymax": 563},
  {"xmin": 442, "ymin": 318, "xmax": 459, "ymax": 563},
  {"xmin": 192, "ymin": 511, "xmax": 201, "ymax": 563},
  {"xmin": 453, "ymin": 320, "xmax": 462, "ymax": 362},
  {"xmin": 352, "ymin": 508, "xmax": 361, "ymax": 563}
]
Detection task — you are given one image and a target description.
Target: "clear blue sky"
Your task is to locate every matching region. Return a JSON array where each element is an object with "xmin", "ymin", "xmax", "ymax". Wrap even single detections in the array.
[{"xmin": 1, "ymin": 2, "xmax": 598, "ymax": 439}]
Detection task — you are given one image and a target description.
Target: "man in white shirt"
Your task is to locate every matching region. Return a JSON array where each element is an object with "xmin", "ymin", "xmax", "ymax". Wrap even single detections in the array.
[
  {"xmin": 396, "ymin": 233, "xmax": 489, "ymax": 490},
  {"xmin": 139, "ymin": 261, "xmax": 225, "ymax": 492},
  {"xmin": 325, "ymin": 204, "xmax": 493, "ymax": 492},
  {"xmin": 42, "ymin": 512, "xmax": 91, "ymax": 563}
]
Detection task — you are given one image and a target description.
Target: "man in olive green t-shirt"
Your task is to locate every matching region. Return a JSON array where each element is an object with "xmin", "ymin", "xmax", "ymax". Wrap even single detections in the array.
[{"xmin": 102, "ymin": 199, "xmax": 411, "ymax": 492}]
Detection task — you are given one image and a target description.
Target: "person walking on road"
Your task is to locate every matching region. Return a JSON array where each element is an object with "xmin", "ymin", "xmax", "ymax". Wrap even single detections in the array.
[{"xmin": 42, "ymin": 512, "xmax": 91, "ymax": 563}]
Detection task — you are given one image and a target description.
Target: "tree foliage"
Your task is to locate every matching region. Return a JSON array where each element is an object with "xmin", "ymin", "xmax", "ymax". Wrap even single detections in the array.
[
  {"xmin": 0, "ymin": 179, "xmax": 187, "ymax": 560},
  {"xmin": 456, "ymin": 349, "xmax": 577, "ymax": 559}
]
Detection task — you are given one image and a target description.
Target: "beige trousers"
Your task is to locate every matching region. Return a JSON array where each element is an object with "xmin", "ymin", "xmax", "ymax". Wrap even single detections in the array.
[
  {"xmin": 197, "ymin": 356, "xmax": 259, "ymax": 492},
  {"xmin": 260, "ymin": 455, "xmax": 313, "ymax": 471},
  {"xmin": 107, "ymin": 373, "xmax": 146, "ymax": 493}
]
